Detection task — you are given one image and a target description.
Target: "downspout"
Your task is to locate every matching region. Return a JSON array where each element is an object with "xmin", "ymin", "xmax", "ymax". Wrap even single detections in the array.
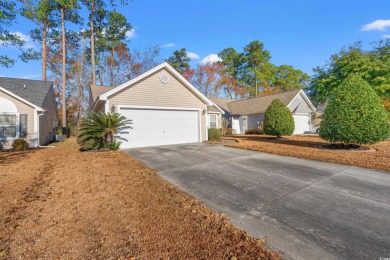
[{"xmin": 37, "ymin": 111, "xmax": 44, "ymax": 147}]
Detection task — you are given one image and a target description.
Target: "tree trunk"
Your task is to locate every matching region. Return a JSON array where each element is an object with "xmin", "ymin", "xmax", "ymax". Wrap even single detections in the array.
[
  {"xmin": 61, "ymin": 7, "xmax": 67, "ymax": 136},
  {"xmin": 110, "ymin": 46, "xmax": 114, "ymax": 86},
  {"xmin": 76, "ymin": 50, "xmax": 85, "ymax": 129},
  {"xmin": 90, "ymin": 1, "xmax": 96, "ymax": 85},
  {"xmin": 42, "ymin": 21, "xmax": 47, "ymax": 81}
]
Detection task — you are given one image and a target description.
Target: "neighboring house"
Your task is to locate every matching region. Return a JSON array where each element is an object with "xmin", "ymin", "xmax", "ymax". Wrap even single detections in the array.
[
  {"xmin": 313, "ymin": 103, "xmax": 326, "ymax": 133},
  {"xmin": 0, "ymin": 77, "xmax": 58, "ymax": 149},
  {"xmin": 211, "ymin": 89, "xmax": 316, "ymax": 134},
  {"xmin": 90, "ymin": 62, "xmax": 223, "ymax": 149}
]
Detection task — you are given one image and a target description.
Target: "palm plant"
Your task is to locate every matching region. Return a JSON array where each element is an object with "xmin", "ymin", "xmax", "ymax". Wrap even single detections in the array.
[{"xmin": 78, "ymin": 112, "xmax": 132, "ymax": 149}]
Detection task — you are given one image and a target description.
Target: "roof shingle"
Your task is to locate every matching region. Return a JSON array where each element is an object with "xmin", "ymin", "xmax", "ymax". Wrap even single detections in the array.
[
  {"xmin": 0, "ymin": 77, "xmax": 53, "ymax": 108},
  {"xmin": 211, "ymin": 89, "xmax": 302, "ymax": 115},
  {"xmin": 90, "ymin": 85, "xmax": 115, "ymax": 103}
]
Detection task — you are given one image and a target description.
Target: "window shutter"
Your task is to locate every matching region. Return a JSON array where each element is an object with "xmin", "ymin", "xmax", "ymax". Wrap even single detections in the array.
[{"xmin": 19, "ymin": 114, "xmax": 28, "ymax": 138}]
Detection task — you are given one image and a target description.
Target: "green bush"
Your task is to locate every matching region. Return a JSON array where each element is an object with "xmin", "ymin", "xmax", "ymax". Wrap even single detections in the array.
[
  {"xmin": 12, "ymin": 139, "xmax": 29, "ymax": 150},
  {"xmin": 245, "ymin": 128, "xmax": 263, "ymax": 135},
  {"xmin": 263, "ymin": 99, "xmax": 295, "ymax": 137},
  {"xmin": 78, "ymin": 112, "xmax": 132, "ymax": 150},
  {"xmin": 319, "ymin": 75, "xmax": 389, "ymax": 145},
  {"xmin": 208, "ymin": 128, "xmax": 221, "ymax": 140},
  {"xmin": 105, "ymin": 141, "xmax": 121, "ymax": 150}
]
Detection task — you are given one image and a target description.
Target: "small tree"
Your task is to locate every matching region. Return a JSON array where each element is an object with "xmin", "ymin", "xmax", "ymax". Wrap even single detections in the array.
[
  {"xmin": 319, "ymin": 75, "xmax": 389, "ymax": 145},
  {"xmin": 263, "ymin": 99, "xmax": 295, "ymax": 137},
  {"xmin": 78, "ymin": 112, "xmax": 132, "ymax": 149}
]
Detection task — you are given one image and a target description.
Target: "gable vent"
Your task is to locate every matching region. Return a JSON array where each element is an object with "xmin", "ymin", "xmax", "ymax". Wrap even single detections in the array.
[{"xmin": 160, "ymin": 73, "xmax": 169, "ymax": 84}]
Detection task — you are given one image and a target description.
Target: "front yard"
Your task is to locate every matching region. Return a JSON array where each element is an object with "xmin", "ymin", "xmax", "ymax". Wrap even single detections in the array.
[
  {"xmin": 0, "ymin": 139, "xmax": 278, "ymax": 259},
  {"xmin": 225, "ymin": 135, "xmax": 390, "ymax": 171}
]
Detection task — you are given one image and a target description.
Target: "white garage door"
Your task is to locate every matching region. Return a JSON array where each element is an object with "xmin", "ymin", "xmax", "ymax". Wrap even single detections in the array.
[
  {"xmin": 118, "ymin": 108, "xmax": 200, "ymax": 148},
  {"xmin": 293, "ymin": 114, "xmax": 311, "ymax": 134}
]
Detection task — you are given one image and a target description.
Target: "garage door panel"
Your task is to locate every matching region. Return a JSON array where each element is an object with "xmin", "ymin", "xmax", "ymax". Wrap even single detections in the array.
[
  {"xmin": 118, "ymin": 108, "xmax": 200, "ymax": 148},
  {"xmin": 293, "ymin": 115, "xmax": 310, "ymax": 134}
]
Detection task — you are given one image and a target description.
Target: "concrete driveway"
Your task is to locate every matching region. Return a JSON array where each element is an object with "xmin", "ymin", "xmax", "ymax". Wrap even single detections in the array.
[{"xmin": 124, "ymin": 143, "xmax": 390, "ymax": 259}]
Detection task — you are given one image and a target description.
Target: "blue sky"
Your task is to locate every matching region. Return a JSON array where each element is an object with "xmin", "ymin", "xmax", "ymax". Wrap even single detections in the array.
[{"xmin": 1, "ymin": 0, "xmax": 390, "ymax": 80}]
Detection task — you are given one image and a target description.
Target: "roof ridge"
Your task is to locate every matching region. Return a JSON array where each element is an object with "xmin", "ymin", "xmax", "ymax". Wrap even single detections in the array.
[
  {"xmin": 230, "ymin": 89, "xmax": 301, "ymax": 103},
  {"xmin": 0, "ymin": 76, "xmax": 52, "ymax": 83}
]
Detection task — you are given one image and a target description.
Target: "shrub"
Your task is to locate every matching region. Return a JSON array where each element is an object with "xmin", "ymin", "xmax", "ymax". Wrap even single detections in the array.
[
  {"xmin": 208, "ymin": 128, "xmax": 221, "ymax": 140},
  {"xmin": 319, "ymin": 75, "xmax": 389, "ymax": 145},
  {"xmin": 263, "ymin": 99, "xmax": 295, "ymax": 137},
  {"xmin": 245, "ymin": 128, "xmax": 263, "ymax": 135},
  {"xmin": 78, "ymin": 112, "xmax": 132, "ymax": 150},
  {"xmin": 224, "ymin": 127, "xmax": 233, "ymax": 135},
  {"xmin": 105, "ymin": 141, "xmax": 121, "ymax": 150},
  {"xmin": 12, "ymin": 139, "xmax": 29, "ymax": 150}
]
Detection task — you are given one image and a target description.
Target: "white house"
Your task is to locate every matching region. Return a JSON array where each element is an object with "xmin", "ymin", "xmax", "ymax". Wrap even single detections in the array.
[{"xmin": 210, "ymin": 89, "xmax": 316, "ymax": 134}]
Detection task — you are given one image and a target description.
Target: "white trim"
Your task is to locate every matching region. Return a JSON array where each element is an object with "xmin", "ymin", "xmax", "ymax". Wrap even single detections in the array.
[
  {"xmin": 99, "ymin": 62, "xmax": 214, "ymax": 106},
  {"xmin": 0, "ymin": 86, "xmax": 44, "ymax": 111},
  {"xmin": 293, "ymin": 112, "xmax": 312, "ymax": 115},
  {"xmin": 205, "ymin": 106, "xmax": 208, "ymax": 140},
  {"xmin": 207, "ymin": 111, "xmax": 221, "ymax": 114},
  {"xmin": 118, "ymin": 105, "xmax": 202, "ymax": 143},
  {"xmin": 287, "ymin": 90, "xmax": 316, "ymax": 112},
  {"xmin": 105, "ymin": 99, "xmax": 109, "ymax": 114},
  {"xmin": 210, "ymin": 104, "xmax": 225, "ymax": 114},
  {"xmin": 34, "ymin": 109, "xmax": 38, "ymax": 147},
  {"xmin": 0, "ymin": 112, "xmax": 19, "ymax": 141},
  {"xmin": 118, "ymin": 105, "xmax": 201, "ymax": 112}
]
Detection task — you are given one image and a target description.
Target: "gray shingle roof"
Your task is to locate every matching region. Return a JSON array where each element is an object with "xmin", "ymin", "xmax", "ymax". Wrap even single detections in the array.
[
  {"xmin": 0, "ymin": 77, "xmax": 53, "ymax": 108},
  {"xmin": 211, "ymin": 89, "xmax": 301, "ymax": 115}
]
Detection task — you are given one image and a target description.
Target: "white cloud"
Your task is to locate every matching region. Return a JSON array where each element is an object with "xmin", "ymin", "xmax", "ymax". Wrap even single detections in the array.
[
  {"xmin": 187, "ymin": 52, "xmax": 200, "ymax": 59},
  {"xmin": 361, "ymin": 19, "xmax": 390, "ymax": 31},
  {"xmin": 383, "ymin": 34, "xmax": 390, "ymax": 38},
  {"xmin": 20, "ymin": 74, "xmax": 41, "ymax": 79},
  {"xmin": 126, "ymin": 29, "xmax": 137, "ymax": 39},
  {"xmin": 161, "ymin": 42, "xmax": 175, "ymax": 48},
  {"xmin": 0, "ymin": 31, "xmax": 36, "ymax": 49},
  {"xmin": 200, "ymin": 54, "xmax": 222, "ymax": 64}
]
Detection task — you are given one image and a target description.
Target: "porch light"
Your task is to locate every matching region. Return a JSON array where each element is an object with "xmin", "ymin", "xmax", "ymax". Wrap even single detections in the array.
[
  {"xmin": 111, "ymin": 104, "xmax": 116, "ymax": 114},
  {"xmin": 202, "ymin": 108, "xmax": 206, "ymax": 115}
]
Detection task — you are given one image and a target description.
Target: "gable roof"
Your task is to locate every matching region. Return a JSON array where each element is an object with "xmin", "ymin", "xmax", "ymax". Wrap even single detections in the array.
[
  {"xmin": 211, "ymin": 89, "xmax": 315, "ymax": 115},
  {"xmin": 90, "ymin": 85, "xmax": 114, "ymax": 103},
  {"xmin": 209, "ymin": 98, "xmax": 234, "ymax": 114},
  {"xmin": 93, "ymin": 62, "xmax": 214, "ymax": 110},
  {"xmin": 0, "ymin": 77, "xmax": 53, "ymax": 110}
]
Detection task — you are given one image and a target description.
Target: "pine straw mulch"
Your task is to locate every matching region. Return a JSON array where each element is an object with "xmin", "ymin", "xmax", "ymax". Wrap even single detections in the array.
[
  {"xmin": 0, "ymin": 138, "xmax": 279, "ymax": 259},
  {"xmin": 224, "ymin": 135, "xmax": 390, "ymax": 172}
]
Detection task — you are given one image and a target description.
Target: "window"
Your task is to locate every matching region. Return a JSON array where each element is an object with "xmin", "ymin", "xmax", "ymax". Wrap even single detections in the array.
[
  {"xmin": 0, "ymin": 114, "xmax": 17, "ymax": 138},
  {"xmin": 210, "ymin": 114, "xmax": 217, "ymax": 128},
  {"xmin": 19, "ymin": 114, "xmax": 28, "ymax": 138}
]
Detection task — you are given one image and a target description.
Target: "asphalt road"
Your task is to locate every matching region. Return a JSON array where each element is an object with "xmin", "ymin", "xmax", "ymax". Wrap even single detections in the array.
[{"xmin": 124, "ymin": 143, "xmax": 390, "ymax": 259}]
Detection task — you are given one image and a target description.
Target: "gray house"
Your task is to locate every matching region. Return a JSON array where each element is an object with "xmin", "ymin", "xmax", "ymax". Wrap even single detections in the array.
[
  {"xmin": 0, "ymin": 77, "xmax": 58, "ymax": 149},
  {"xmin": 211, "ymin": 89, "xmax": 316, "ymax": 134}
]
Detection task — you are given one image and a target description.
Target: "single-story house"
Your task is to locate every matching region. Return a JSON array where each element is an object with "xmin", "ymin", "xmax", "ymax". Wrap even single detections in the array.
[
  {"xmin": 210, "ymin": 89, "xmax": 316, "ymax": 134},
  {"xmin": 90, "ymin": 62, "xmax": 223, "ymax": 149},
  {"xmin": 0, "ymin": 77, "xmax": 58, "ymax": 149}
]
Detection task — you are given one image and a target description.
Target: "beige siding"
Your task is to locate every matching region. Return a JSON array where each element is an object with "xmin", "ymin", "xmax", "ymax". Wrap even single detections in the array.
[
  {"xmin": 109, "ymin": 68, "xmax": 208, "ymax": 141},
  {"xmin": 39, "ymin": 86, "xmax": 58, "ymax": 145},
  {"xmin": 0, "ymin": 89, "xmax": 36, "ymax": 149}
]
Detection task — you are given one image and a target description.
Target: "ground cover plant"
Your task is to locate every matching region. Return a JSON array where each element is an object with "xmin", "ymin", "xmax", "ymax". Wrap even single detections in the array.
[{"xmin": 0, "ymin": 138, "xmax": 279, "ymax": 259}]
